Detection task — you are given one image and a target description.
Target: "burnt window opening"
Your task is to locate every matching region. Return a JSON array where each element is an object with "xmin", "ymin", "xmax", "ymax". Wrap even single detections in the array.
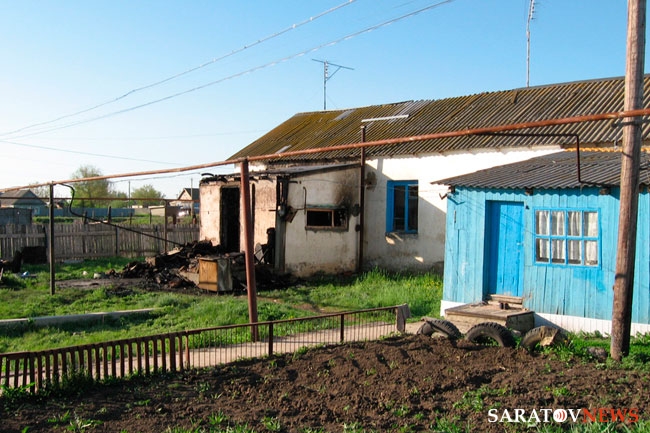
[{"xmin": 306, "ymin": 208, "xmax": 348, "ymax": 230}]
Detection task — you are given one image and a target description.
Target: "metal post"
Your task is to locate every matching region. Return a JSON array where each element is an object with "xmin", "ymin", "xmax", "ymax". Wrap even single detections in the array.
[
  {"xmin": 358, "ymin": 126, "xmax": 366, "ymax": 273},
  {"xmin": 240, "ymin": 159, "xmax": 259, "ymax": 341},
  {"xmin": 48, "ymin": 183, "xmax": 55, "ymax": 296}
]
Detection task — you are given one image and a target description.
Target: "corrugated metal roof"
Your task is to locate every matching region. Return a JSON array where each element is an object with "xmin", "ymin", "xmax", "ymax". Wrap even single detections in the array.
[
  {"xmin": 230, "ymin": 76, "xmax": 650, "ymax": 163},
  {"xmin": 431, "ymin": 150, "xmax": 650, "ymax": 189}
]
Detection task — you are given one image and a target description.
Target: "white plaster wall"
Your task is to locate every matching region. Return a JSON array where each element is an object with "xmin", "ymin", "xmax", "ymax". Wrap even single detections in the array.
[
  {"xmin": 284, "ymin": 167, "xmax": 360, "ymax": 277},
  {"xmin": 199, "ymin": 182, "xmax": 221, "ymax": 245},
  {"xmin": 250, "ymin": 179, "xmax": 277, "ymax": 258},
  {"xmin": 363, "ymin": 147, "xmax": 562, "ymax": 273}
]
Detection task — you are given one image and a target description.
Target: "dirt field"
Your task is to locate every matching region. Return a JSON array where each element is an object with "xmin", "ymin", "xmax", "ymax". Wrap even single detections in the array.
[{"xmin": 1, "ymin": 335, "xmax": 647, "ymax": 433}]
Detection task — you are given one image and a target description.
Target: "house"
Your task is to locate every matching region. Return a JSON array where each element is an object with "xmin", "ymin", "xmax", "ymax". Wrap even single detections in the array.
[
  {"xmin": 434, "ymin": 150, "xmax": 650, "ymax": 334},
  {"xmin": 171, "ymin": 188, "xmax": 200, "ymax": 215},
  {"xmin": 0, "ymin": 189, "xmax": 46, "ymax": 217},
  {"xmin": 200, "ymin": 75, "xmax": 650, "ymax": 278}
]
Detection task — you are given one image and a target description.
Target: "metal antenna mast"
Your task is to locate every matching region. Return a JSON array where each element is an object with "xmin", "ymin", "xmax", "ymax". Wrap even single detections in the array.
[
  {"xmin": 526, "ymin": 0, "xmax": 536, "ymax": 87},
  {"xmin": 312, "ymin": 59, "xmax": 354, "ymax": 110}
]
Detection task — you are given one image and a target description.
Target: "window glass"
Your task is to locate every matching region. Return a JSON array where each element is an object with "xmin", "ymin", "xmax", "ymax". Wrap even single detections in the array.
[
  {"xmin": 585, "ymin": 240, "xmax": 599, "ymax": 265},
  {"xmin": 407, "ymin": 185, "xmax": 418, "ymax": 231},
  {"xmin": 584, "ymin": 212, "xmax": 598, "ymax": 237},
  {"xmin": 535, "ymin": 211, "xmax": 549, "ymax": 235},
  {"xmin": 551, "ymin": 211, "xmax": 565, "ymax": 236},
  {"xmin": 393, "ymin": 185, "xmax": 406, "ymax": 231},
  {"xmin": 568, "ymin": 211, "xmax": 581, "ymax": 236},
  {"xmin": 387, "ymin": 181, "xmax": 418, "ymax": 233},
  {"xmin": 536, "ymin": 238, "xmax": 550, "ymax": 263},
  {"xmin": 568, "ymin": 240, "xmax": 581, "ymax": 264},
  {"xmin": 534, "ymin": 209, "xmax": 599, "ymax": 267}
]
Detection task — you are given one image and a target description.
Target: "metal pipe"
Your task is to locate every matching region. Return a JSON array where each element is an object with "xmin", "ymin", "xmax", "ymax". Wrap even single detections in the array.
[
  {"xmin": 358, "ymin": 126, "xmax": 366, "ymax": 273},
  {"xmin": 48, "ymin": 183, "xmax": 55, "ymax": 296},
  {"xmin": 5, "ymin": 107, "xmax": 650, "ymax": 194},
  {"xmin": 240, "ymin": 159, "xmax": 259, "ymax": 341}
]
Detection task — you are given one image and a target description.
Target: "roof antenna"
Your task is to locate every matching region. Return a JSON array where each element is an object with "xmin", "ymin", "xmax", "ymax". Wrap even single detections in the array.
[
  {"xmin": 312, "ymin": 59, "xmax": 354, "ymax": 110},
  {"xmin": 526, "ymin": 0, "xmax": 536, "ymax": 87}
]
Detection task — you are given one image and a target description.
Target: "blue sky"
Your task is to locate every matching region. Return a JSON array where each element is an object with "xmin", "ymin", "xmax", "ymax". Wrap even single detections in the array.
[{"xmin": 0, "ymin": 0, "xmax": 641, "ymax": 198}]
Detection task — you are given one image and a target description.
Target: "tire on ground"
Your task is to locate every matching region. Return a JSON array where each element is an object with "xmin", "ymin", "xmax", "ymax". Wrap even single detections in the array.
[
  {"xmin": 465, "ymin": 322, "xmax": 516, "ymax": 348},
  {"xmin": 520, "ymin": 326, "xmax": 567, "ymax": 351},
  {"xmin": 416, "ymin": 318, "xmax": 462, "ymax": 340}
]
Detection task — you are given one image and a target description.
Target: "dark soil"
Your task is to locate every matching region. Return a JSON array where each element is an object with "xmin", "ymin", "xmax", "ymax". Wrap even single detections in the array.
[{"xmin": 1, "ymin": 335, "xmax": 647, "ymax": 432}]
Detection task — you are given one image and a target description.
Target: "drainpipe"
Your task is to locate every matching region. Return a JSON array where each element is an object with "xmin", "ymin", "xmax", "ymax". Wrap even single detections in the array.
[
  {"xmin": 240, "ymin": 159, "xmax": 258, "ymax": 341},
  {"xmin": 357, "ymin": 126, "xmax": 366, "ymax": 273}
]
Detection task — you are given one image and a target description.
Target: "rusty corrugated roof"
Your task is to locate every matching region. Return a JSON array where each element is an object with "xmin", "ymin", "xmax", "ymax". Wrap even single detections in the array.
[
  {"xmin": 431, "ymin": 150, "xmax": 650, "ymax": 189},
  {"xmin": 229, "ymin": 76, "xmax": 650, "ymax": 163}
]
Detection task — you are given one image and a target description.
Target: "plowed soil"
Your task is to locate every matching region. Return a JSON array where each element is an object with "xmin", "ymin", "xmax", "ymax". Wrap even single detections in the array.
[{"xmin": 2, "ymin": 335, "xmax": 647, "ymax": 432}]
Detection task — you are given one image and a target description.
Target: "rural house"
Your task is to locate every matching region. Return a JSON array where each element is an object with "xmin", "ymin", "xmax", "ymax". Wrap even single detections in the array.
[
  {"xmin": 434, "ymin": 150, "xmax": 650, "ymax": 334},
  {"xmin": 200, "ymin": 75, "xmax": 650, "ymax": 278}
]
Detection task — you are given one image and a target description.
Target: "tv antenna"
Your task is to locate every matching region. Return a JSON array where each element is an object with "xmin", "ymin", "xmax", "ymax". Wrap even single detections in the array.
[
  {"xmin": 312, "ymin": 59, "xmax": 354, "ymax": 110},
  {"xmin": 526, "ymin": 0, "xmax": 536, "ymax": 87}
]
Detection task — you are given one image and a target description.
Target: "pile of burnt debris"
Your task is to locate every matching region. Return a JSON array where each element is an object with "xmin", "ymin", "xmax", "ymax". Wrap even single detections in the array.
[{"xmin": 115, "ymin": 240, "xmax": 292, "ymax": 292}]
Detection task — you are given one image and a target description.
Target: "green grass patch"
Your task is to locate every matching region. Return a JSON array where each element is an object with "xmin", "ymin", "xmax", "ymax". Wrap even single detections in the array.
[{"xmin": 0, "ymin": 260, "xmax": 441, "ymax": 353}]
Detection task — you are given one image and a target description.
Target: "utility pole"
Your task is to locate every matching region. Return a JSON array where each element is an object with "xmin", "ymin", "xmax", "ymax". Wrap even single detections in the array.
[
  {"xmin": 312, "ymin": 59, "xmax": 354, "ymax": 110},
  {"xmin": 611, "ymin": 0, "xmax": 646, "ymax": 361}
]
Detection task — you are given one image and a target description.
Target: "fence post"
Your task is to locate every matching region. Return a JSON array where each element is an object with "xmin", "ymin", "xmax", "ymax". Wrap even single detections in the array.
[
  {"xmin": 268, "ymin": 323, "xmax": 274, "ymax": 357},
  {"xmin": 340, "ymin": 314, "xmax": 345, "ymax": 342}
]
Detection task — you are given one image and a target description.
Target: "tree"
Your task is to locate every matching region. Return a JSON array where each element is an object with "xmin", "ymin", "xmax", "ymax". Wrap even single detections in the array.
[
  {"xmin": 131, "ymin": 184, "xmax": 166, "ymax": 207},
  {"xmin": 71, "ymin": 165, "xmax": 113, "ymax": 208}
]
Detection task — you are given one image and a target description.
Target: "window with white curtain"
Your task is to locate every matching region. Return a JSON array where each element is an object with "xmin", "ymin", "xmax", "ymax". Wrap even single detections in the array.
[{"xmin": 534, "ymin": 209, "xmax": 599, "ymax": 266}]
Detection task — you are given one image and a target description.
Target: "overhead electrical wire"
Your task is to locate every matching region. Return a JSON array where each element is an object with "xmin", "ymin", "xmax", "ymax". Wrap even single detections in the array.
[
  {"xmin": 0, "ymin": 0, "xmax": 357, "ymax": 139},
  {"xmin": 0, "ymin": 138, "xmax": 180, "ymax": 165},
  {"xmin": 7, "ymin": 0, "xmax": 455, "ymax": 141}
]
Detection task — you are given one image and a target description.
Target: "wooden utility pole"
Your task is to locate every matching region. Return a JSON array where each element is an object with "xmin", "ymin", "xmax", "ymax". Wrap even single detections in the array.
[
  {"xmin": 240, "ymin": 159, "xmax": 259, "ymax": 341},
  {"xmin": 611, "ymin": 0, "xmax": 646, "ymax": 361}
]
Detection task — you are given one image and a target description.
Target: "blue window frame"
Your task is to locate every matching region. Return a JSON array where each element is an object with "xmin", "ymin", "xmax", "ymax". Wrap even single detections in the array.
[
  {"xmin": 534, "ymin": 209, "xmax": 599, "ymax": 266},
  {"xmin": 386, "ymin": 180, "xmax": 418, "ymax": 233}
]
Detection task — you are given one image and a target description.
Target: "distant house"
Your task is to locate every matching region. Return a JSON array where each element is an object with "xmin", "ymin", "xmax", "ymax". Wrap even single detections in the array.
[
  {"xmin": 171, "ymin": 188, "xmax": 199, "ymax": 215},
  {"xmin": 434, "ymin": 150, "xmax": 650, "ymax": 334},
  {"xmin": 0, "ymin": 189, "xmax": 46, "ymax": 217},
  {"xmin": 200, "ymin": 75, "xmax": 650, "ymax": 278}
]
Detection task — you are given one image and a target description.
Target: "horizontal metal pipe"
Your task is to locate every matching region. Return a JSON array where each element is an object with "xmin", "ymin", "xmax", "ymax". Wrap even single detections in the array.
[{"xmin": 3, "ymin": 107, "xmax": 650, "ymax": 193}]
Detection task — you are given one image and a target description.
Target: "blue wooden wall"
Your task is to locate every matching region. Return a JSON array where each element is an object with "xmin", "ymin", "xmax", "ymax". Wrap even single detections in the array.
[{"xmin": 442, "ymin": 186, "xmax": 650, "ymax": 324}]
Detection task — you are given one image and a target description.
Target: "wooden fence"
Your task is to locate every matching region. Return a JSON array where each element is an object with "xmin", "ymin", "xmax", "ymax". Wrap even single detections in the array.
[
  {"xmin": 0, "ymin": 223, "xmax": 199, "ymax": 261},
  {"xmin": 0, "ymin": 306, "xmax": 406, "ymax": 394}
]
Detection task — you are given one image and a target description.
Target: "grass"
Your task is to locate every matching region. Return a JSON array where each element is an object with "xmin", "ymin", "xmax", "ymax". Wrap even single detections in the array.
[{"xmin": 0, "ymin": 260, "xmax": 442, "ymax": 352}]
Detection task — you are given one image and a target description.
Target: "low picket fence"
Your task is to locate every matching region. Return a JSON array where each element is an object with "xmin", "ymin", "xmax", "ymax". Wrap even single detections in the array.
[{"xmin": 0, "ymin": 306, "xmax": 407, "ymax": 394}]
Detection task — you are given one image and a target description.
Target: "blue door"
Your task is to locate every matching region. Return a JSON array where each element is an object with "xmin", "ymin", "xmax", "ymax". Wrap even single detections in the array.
[{"xmin": 486, "ymin": 201, "xmax": 524, "ymax": 297}]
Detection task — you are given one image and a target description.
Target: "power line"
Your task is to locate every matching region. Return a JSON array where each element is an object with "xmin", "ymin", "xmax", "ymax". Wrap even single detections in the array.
[
  {"xmin": 0, "ymin": 0, "xmax": 357, "ymax": 139},
  {"xmin": 0, "ymin": 139, "xmax": 180, "ymax": 165},
  {"xmin": 7, "ymin": 0, "xmax": 456, "ymax": 140}
]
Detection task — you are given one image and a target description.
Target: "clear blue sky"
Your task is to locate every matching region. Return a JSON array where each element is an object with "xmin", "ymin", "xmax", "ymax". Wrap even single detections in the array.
[{"xmin": 0, "ymin": 0, "xmax": 642, "ymax": 199}]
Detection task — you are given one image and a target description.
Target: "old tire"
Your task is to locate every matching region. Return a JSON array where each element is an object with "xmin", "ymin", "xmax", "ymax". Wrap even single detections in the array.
[
  {"xmin": 521, "ymin": 326, "xmax": 567, "ymax": 351},
  {"xmin": 465, "ymin": 322, "xmax": 516, "ymax": 348},
  {"xmin": 416, "ymin": 319, "xmax": 462, "ymax": 340}
]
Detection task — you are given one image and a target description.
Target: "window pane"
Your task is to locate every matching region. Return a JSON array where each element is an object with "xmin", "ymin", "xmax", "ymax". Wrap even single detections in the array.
[
  {"xmin": 551, "ymin": 239, "xmax": 565, "ymax": 263},
  {"xmin": 536, "ymin": 211, "xmax": 549, "ymax": 235},
  {"xmin": 536, "ymin": 238, "xmax": 550, "ymax": 263},
  {"xmin": 585, "ymin": 240, "xmax": 598, "ymax": 265},
  {"xmin": 568, "ymin": 211, "xmax": 581, "ymax": 236},
  {"xmin": 306, "ymin": 210, "xmax": 332, "ymax": 227},
  {"xmin": 551, "ymin": 211, "xmax": 565, "ymax": 236},
  {"xmin": 584, "ymin": 212, "xmax": 598, "ymax": 237},
  {"xmin": 568, "ymin": 240, "xmax": 582, "ymax": 264},
  {"xmin": 392, "ymin": 185, "xmax": 405, "ymax": 231},
  {"xmin": 407, "ymin": 185, "xmax": 418, "ymax": 231}
]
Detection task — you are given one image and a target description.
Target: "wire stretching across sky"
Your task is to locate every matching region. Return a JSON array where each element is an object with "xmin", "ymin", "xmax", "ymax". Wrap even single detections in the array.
[
  {"xmin": 6, "ymin": 0, "xmax": 454, "ymax": 141},
  {"xmin": 0, "ymin": 0, "xmax": 358, "ymax": 138}
]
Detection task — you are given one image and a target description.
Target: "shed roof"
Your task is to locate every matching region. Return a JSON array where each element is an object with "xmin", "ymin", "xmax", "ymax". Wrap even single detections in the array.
[
  {"xmin": 230, "ymin": 76, "xmax": 650, "ymax": 163},
  {"xmin": 432, "ymin": 150, "xmax": 650, "ymax": 189},
  {"xmin": 0, "ymin": 189, "xmax": 45, "ymax": 207}
]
